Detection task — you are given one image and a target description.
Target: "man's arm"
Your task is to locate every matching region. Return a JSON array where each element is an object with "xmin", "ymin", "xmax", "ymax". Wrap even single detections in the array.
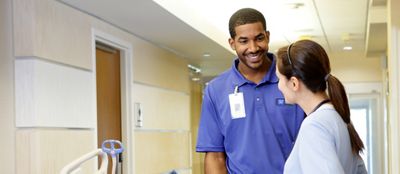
[{"xmin": 205, "ymin": 152, "xmax": 228, "ymax": 174}]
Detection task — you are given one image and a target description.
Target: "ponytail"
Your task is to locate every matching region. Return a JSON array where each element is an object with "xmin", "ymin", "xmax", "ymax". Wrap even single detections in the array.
[{"xmin": 326, "ymin": 75, "xmax": 364, "ymax": 155}]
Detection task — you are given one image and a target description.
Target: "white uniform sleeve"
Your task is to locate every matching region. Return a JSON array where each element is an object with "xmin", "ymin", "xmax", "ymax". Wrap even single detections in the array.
[{"xmin": 297, "ymin": 121, "xmax": 345, "ymax": 174}]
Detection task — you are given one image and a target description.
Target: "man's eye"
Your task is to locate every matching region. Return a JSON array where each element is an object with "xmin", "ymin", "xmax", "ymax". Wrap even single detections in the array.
[
  {"xmin": 239, "ymin": 40, "xmax": 247, "ymax": 44},
  {"xmin": 257, "ymin": 36, "xmax": 265, "ymax": 41}
]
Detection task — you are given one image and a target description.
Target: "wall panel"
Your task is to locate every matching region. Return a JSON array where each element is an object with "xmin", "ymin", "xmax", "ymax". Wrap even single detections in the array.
[
  {"xmin": 16, "ymin": 129, "xmax": 95, "ymax": 174},
  {"xmin": 190, "ymin": 82, "xmax": 205, "ymax": 174},
  {"xmin": 135, "ymin": 131, "xmax": 191, "ymax": 174},
  {"xmin": 132, "ymin": 42, "xmax": 190, "ymax": 93},
  {"xmin": 0, "ymin": 0, "xmax": 16, "ymax": 173},
  {"xmin": 133, "ymin": 83, "xmax": 190, "ymax": 130},
  {"xmin": 13, "ymin": 0, "xmax": 92, "ymax": 69},
  {"xmin": 15, "ymin": 58, "xmax": 95, "ymax": 128}
]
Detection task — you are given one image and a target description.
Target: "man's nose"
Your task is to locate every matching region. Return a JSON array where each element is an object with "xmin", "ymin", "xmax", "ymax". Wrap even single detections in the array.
[{"xmin": 248, "ymin": 41, "xmax": 259, "ymax": 52}]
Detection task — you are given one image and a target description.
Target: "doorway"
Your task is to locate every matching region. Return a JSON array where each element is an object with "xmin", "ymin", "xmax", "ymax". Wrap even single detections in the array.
[
  {"xmin": 93, "ymin": 29, "xmax": 134, "ymax": 174},
  {"xmin": 349, "ymin": 94, "xmax": 383, "ymax": 174},
  {"xmin": 96, "ymin": 42, "xmax": 122, "ymax": 174}
]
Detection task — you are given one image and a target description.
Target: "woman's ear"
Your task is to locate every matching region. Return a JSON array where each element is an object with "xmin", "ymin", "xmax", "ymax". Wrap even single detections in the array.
[{"xmin": 290, "ymin": 77, "xmax": 300, "ymax": 91}]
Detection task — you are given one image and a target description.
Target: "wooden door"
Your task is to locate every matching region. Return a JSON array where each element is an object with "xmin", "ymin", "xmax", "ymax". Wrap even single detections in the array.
[{"xmin": 96, "ymin": 44, "xmax": 122, "ymax": 174}]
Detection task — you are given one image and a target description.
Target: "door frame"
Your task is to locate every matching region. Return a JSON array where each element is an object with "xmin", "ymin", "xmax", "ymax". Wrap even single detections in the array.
[
  {"xmin": 92, "ymin": 28, "xmax": 134, "ymax": 174},
  {"xmin": 344, "ymin": 82, "xmax": 384, "ymax": 174},
  {"xmin": 388, "ymin": 26, "xmax": 400, "ymax": 174}
]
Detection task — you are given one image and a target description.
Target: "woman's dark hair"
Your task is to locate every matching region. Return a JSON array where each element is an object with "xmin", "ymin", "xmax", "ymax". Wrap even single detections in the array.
[
  {"xmin": 229, "ymin": 8, "xmax": 266, "ymax": 38},
  {"xmin": 276, "ymin": 40, "xmax": 364, "ymax": 155}
]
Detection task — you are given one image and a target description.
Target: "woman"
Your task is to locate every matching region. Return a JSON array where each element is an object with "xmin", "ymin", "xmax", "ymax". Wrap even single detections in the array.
[{"xmin": 275, "ymin": 40, "xmax": 367, "ymax": 173}]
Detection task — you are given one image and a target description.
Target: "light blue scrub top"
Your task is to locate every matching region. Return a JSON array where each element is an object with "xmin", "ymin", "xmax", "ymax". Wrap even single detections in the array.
[
  {"xmin": 284, "ymin": 104, "xmax": 368, "ymax": 174},
  {"xmin": 197, "ymin": 54, "xmax": 304, "ymax": 174}
]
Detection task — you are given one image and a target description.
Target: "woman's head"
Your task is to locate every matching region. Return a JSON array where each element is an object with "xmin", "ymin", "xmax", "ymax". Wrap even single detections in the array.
[
  {"xmin": 276, "ymin": 40, "xmax": 364, "ymax": 155},
  {"xmin": 276, "ymin": 40, "xmax": 330, "ymax": 93}
]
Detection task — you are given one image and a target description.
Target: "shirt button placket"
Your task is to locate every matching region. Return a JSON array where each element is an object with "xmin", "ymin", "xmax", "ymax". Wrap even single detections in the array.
[{"xmin": 255, "ymin": 87, "xmax": 262, "ymax": 106}]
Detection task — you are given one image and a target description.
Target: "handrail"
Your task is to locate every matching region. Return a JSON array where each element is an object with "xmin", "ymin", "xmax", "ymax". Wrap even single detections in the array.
[{"xmin": 60, "ymin": 149, "xmax": 108, "ymax": 174}]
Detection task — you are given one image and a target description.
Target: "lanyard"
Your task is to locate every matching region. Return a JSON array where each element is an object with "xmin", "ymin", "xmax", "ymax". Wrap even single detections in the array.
[{"xmin": 310, "ymin": 99, "xmax": 330, "ymax": 114}]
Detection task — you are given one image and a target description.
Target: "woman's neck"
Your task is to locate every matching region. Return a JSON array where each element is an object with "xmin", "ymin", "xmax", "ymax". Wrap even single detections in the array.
[{"xmin": 297, "ymin": 91, "xmax": 329, "ymax": 116}]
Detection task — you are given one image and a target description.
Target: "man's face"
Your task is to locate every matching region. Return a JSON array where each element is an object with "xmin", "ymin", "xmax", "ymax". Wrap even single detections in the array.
[{"xmin": 229, "ymin": 22, "xmax": 270, "ymax": 71}]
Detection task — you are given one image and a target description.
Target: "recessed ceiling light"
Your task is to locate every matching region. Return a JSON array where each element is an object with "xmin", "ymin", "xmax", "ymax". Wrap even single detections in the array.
[
  {"xmin": 298, "ymin": 35, "xmax": 313, "ymax": 40},
  {"xmin": 191, "ymin": 77, "xmax": 201, "ymax": 81},
  {"xmin": 286, "ymin": 3, "xmax": 305, "ymax": 9},
  {"xmin": 294, "ymin": 28, "xmax": 314, "ymax": 33},
  {"xmin": 343, "ymin": 46, "xmax": 353, "ymax": 51},
  {"xmin": 203, "ymin": 53, "xmax": 211, "ymax": 57},
  {"xmin": 188, "ymin": 64, "xmax": 201, "ymax": 73}
]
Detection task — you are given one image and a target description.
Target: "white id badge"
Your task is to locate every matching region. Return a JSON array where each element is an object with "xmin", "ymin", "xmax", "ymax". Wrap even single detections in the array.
[{"xmin": 229, "ymin": 92, "xmax": 246, "ymax": 119}]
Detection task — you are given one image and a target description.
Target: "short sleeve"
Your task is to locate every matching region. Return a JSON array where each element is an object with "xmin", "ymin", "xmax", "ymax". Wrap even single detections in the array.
[
  {"xmin": 297, "ymin": 121, "xmax": 345, "ymax": 174},
  {"xmin": 196, "ymin": 85, "xmax": 225, "ymax": 152}
]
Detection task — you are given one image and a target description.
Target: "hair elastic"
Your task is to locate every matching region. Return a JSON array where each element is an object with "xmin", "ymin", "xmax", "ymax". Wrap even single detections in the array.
[{"xmin": 324, "ymin": 74, "xmax": 330, "ymax": 81}]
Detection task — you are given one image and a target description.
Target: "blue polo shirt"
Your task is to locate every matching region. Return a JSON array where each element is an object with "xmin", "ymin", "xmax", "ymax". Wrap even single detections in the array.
[{"xmin": 196, "ymin": 54, "xmax": 304, "ymax": 174}]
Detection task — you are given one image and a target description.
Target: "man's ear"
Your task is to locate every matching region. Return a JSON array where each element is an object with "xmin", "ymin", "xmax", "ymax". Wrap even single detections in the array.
[
  {"xmin": 229, "ymin": 38, "xmax": 235, "ymax": 50},
  {"xmin": 265, "ymin": 30, "xmax": 270, "ymax": 44}
]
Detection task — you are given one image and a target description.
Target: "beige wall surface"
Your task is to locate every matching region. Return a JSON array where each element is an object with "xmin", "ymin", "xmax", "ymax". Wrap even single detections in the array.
[
  {"xmin": 14, "ymin": 0, "xmax": 192, "ymax": 91},
  {"xmin": 13, "ymin": 0, "xmax": 92, "ymax": 69},
  {"xmin": 132, "ymin": 41, "xmax": 190, "ymax": 93},
  {"xmin": 190, "ymin": 82, "xmax": 205, "ymax": 174},
  {"xmin": 0, "ymin": 0, "xmax": 15, "ymax": 173},
  {"xmin": 16, "ymin": 129, "xmax": 95, "ymax": 174},
  {"xmin": 387, "ymin": 0, "xmax": 400, "ymax": 173},
  {"xmin": 133, "ymin": 83, "xmax": 190, "ymax": 130},
  {"xmin": 11, "ymin": 0, "xmax": 192, "ymax": 173},
  {"xmin": 92, "ymin": 19, "xmax": 190, "ymax": 93},
  {"xmin": 135, "ymin": 131, "xmax": 191, "ymax": 173},
  {"xmin": 330, "ymin": 52, "xmax": 382, "ymax": 82}
]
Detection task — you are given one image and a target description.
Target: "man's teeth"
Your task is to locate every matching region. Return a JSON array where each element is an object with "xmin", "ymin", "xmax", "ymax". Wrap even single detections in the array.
[{"xmin": 248, "ymin": 54, "xmax": 259, "ymax": 58}]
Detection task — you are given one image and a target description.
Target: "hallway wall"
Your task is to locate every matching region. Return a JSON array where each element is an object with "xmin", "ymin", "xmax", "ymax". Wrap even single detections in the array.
[
  {"xmin": 387, "ymin": 0, "xmax": 400, "ymax": 173},
  {"xmin": 7, "ymin": 0, "xmax": 191, "ymax": 173},
  {"xmin": 0, "ymin": 0, "xmax": 15, "ymax": 173},
  {"xmin": 190, "ymin": 82, "xmax": 205, "ymax": 174},
  {"xmin": 330, "ymin": 52, "xmax": 382, "ymax": 83}
]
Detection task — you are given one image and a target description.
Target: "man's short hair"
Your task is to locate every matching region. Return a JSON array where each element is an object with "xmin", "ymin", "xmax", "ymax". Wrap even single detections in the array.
[{"xmin": 229, "ymin": 8, "xmax": 267, "ymax": 38}]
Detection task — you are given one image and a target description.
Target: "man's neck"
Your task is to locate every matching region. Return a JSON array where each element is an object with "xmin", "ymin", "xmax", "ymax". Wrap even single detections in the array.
[{"xmin": 238, "ymin": 58, "xmax": 271, "ymax": 84}]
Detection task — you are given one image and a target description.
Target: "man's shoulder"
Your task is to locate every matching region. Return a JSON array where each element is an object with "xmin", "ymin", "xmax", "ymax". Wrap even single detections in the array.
[{"xmin": 207, "ymin": 69, "xmax": 234, "ymax": 86}]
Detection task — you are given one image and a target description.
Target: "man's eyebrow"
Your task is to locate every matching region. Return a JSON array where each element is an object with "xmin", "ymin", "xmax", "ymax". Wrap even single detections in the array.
[
  {"xmin": 255, "ymin": 33, "xmax": 265, "ymax": 38},
  {"xmin": 237, "ymin": 33, "xmax": 264, "ymax": 40}
]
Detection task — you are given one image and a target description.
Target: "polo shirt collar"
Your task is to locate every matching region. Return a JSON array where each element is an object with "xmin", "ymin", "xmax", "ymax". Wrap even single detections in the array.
[{"xmin": 230, "ymin": 53, "xmax": 279, "ymax": 87}]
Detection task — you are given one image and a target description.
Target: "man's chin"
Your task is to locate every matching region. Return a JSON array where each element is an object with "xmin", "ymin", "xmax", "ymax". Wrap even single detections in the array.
[{"xmin": 248, "ymin": 62, "xmax": 264, "ymax": 70}]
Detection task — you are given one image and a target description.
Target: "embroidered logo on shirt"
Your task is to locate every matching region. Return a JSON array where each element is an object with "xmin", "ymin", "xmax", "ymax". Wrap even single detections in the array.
[{"xmin": 276, "ymin": 98, "xmax": 293, "ymax": 106}]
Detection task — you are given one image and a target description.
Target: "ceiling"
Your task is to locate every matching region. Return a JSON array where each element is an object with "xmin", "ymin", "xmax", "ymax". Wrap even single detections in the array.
[{"xmin": 59, "ymin": 0, "xmax": 387, "ymax": 82}]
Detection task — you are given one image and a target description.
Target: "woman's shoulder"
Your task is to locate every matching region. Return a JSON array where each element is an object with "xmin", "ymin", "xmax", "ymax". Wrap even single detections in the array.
[
  {"xmin": 302, "ymin": 104, "xmax": 344, "ymax": 132},
  {"xmin": 308, "ymin": 104, "xmax": 341, "ymax": 122}
]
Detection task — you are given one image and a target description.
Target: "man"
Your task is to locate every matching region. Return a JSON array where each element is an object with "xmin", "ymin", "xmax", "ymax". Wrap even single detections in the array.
[{"xmin": 196, "ymin": 8, "xmax": 304, "ymax": 173}]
